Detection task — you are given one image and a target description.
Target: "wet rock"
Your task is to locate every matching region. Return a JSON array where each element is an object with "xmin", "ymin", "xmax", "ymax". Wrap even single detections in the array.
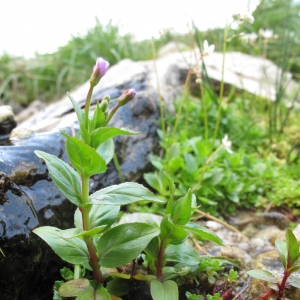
[{"xmin": 0, "ymin": 130, "xmax": 76, "ymax": 300}]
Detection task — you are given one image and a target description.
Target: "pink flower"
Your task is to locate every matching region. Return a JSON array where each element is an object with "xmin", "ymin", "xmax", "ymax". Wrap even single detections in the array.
[
  {"xmin": 118, "ymin": 89, "xmax": 137, "ymax": 106},
  {"xmin": 90, "ymin": 57, "xmax": 109, "ymax": 87}
]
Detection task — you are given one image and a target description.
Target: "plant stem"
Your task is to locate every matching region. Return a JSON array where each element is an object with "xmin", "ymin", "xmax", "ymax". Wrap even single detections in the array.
[
  {"xmin": 276, "ymin": 270, "xmax": 289, "ymax": 300},
  {"xmin": 168, "ymin": 71, "xmax": 191, "ymax": 160},
  {"xmin": 81, "ymin": 174, "xmax": 104, "ymax": 284},
  {"xmin": 113, "ymin": 154, "xmax": 125, "ymax": 182},
  {"xmin": 213, "ymin": 22, "xmax": 228, "ymax": 146},
  {"xmin": 74, "ymin": 264, "xmax": 81, "ymax": 279},
  {"xmin": 84, "ymin": 85, "xmax": 94, "ymax": 129},
  {"xmin": 155, "ymin": 240, "xmax": 167, "ymax": 281},
  {"xmin": 103, "ymin": 103, "xmax": 120, "ymax": 127},
  {"xmin": 151, "ymin": 37, "xmax": 166, "ymax": 137},
  {"xmin": 199, "ymin": 80, "xmax": 208, "ymax": 144}
]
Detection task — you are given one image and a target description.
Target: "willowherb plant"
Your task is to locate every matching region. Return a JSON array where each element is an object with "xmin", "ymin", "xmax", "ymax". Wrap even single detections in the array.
[
  {"xmin": 247, "ymin": 228, "xmax": 300, "ymax": 300},
  {"xmin": 33, "ymin": 57, "xmax": 163, "ymax": 299}
]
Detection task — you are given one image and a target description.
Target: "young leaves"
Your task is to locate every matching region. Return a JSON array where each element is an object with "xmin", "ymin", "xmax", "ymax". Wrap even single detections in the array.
[
  {"xmin": 97, "ymin": 223, "xmax": 160, "ymax": 268},
  {"xmin": 35, "ymin": 150, "xmax": 82, "ymax": 206},
  {"xmin": 171, "ymin": 189, "xmax": 192, "ymax": 225},
  {"xmin": 90, "ymin": 127, "xmax": 139, "ymax": 150},
  {"xmin": 89, "ymin": 182, "xmax": 163, "ymax": 205},
  {"xmin": 33, "ymin": 226, "xmax": 89, "ymax": 265},
  {"xmin": 62, "ymin": 131, "xmax": 107, "ymax": 177},
  {"xmin": 286, "ymin": 228, "xmax": 300, "ymax": 267},
  {"xmin": 160, "ymin": 215, "xmax": 189, "ymax": 245}
]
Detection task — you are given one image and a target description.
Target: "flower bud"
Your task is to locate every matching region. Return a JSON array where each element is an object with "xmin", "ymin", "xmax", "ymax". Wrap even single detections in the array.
[
  {"xmin": 90, "ymin": 57, "xmax": 109, "ymax": 87},
  {"xmin": 118, "ymin": 89, "xmax": 137, "ymax": 107},
  {"xmin": 99, "ymin": 99, "xmax": 108, "ymax": 112},
  {"xmin": 102, "ymin": 94, "xmax": 110, "ymax": 103}
]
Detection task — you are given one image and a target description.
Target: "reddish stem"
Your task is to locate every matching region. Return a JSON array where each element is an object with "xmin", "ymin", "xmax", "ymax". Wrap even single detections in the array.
[
  {"xmin": 155, "ymin": 241, "xmax": 166, "ymax": 281},
  {"xmin": 84, "ymin": 235, "xmax": 104, "ymax": 284},
  {"xmin": 276, "ymin": 270, "xmax": 290, "ymax": 300}
]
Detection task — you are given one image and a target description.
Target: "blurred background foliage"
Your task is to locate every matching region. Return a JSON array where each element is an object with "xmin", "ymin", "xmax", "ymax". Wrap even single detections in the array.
[{"xmin": 0, "ymin": 0, "xmax": 299, "ymax": 110}]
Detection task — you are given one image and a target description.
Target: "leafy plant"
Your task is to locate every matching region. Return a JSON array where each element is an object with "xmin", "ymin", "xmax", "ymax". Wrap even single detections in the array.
[
  {"xmin": 106, "ymin": 172, "xmax": 224, "ymax": 299},
  {"xmin": 247, "ymin": 228, "xmax": 300, "ymax": 300},
  {"xmin": 33, "ymin": 58, "xmax": 163, "ymax": 299}
]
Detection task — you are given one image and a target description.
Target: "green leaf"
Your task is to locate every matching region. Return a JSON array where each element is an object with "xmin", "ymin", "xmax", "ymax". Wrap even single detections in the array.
[
  {"xmin": 183, "ymin": 222, "xmax": 224, "ymax": 246},
  {"xmin": 33, "ymin": 226, "xmax": 89, "ymax": 265},
  {"xmin": 76, "ymin": 284, "xmax": 111, "ymax": 300},
  {"xmin": 171, "ymin": 190, "xmax": 192, "ymax": 225},
  {"xmin": 60, "ymin": 267, "xmax": 74, "ymax": 281},
  {"xmin": 66, "ymin": 92, "xmax": 91, "ymax": 144},
  {"xmin": 160, "ymin": 215, "xmax": 189, "ymax": 245},
  {"xmin": 62, "ymin": 131, "xmax": 106, "ymax": 177},
  {"xmin": 287, "ymin": 275, "xmax": 300, "ymax": 289},
  {"xmin": 165, "ymin": 244, "xmax": 199, "ymax": 265},
  {"xmin": 97, "ymin": 139, "xmax": 115, "ymax": 165},
  {"xmin": 247, "ymin": 270, "xmax": 278, "ymax": 283},
  {"xmin": 74, "ymin": 205, "xmax": 119, "ymax": 231},
  {"xmin": 60, "ymin": 227, "xmax": 107, "ymax": 238},
  {"xmin": 150, "ymin": 279, "xmax": 178, "ymax": 300},
  {"xmin": 89, "ymin": 182, "xmax": 163, "ymax": 205},
  {"xmin": 184, "ymin": 153, "xmax": 198, "ymax": 174},
  {"xmin": 97, "ymin": 223, "xmax": 160, "ymax": 268},
  {"xmin": 286, "ymin": 228, "xmax": 300, "ymax": 266},
  {"xmin": 106, "ymin": 277, "xmax": 130, "ymax": 297},
  {"xmin": 275, "ymin": 238, "xmax": 287, "ymax": 269},
  {"xmin": 34, "ymin": 151, "xmax": 82, "ymax": 206},
  {"xmin": 149, "ymin": 155, "xmax": 164, "ymax": 170},
  {"xmin": 67, "ymin": 92, "xmax": 84, "ymax": 125},
  {"xmin": 287, "ymin": 265, "xmax": 300, "ymax": 273},
  {"xmin": 144, "ymin": 171, "xmax": 169, "ymax": 196},
  {"xmin": 168, "ymin": 156, "xmax": 184, "ymax": 173},
  {"xmin": 90, "ymin": 127, "xmax": 139, "ymax": 150},
  {"xmin": 209, "ymin": 168, "xmax": 224, "ymax": 186},
  {"xmin": 59, "ymin": 278, "xmax": 90, "ymax": 297},
  {"xmin": 144, "ymin": 236, "xmax": 160, "ymax": 261},
  {"xmin": 89, "ymin": 102, "xmax": 105, "ymax": 132}
]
